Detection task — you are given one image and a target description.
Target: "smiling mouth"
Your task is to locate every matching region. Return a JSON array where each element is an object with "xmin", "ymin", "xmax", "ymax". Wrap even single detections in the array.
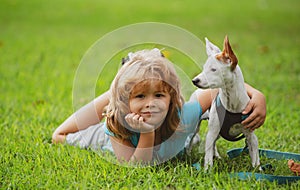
[{"xmin": 141, "ymin": 112, "xmax": 159, "ymax": 116}]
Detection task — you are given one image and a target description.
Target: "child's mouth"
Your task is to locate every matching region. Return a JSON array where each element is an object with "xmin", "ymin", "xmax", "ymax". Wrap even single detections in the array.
[{"xmin": 141, "ymin": 111, "xmax": 159, "ymax": 116}]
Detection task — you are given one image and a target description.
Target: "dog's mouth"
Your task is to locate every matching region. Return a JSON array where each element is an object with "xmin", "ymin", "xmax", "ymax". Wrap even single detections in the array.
[
  {"xmin": 192, "ymin": 79, "xmax": 209, "ymax": 89},
  {"xmin": 193, "ymin": 81, "xmax": 209, "ymax": 89},
  {"xmin": 195, "ymin": 84, "xmax": 209, "ymax": 89}
]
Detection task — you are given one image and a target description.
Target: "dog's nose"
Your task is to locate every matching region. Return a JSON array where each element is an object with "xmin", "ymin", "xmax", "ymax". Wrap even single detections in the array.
[{"xmin": 192, "ymin": 78, "xmax": 200, "ymax": 85}]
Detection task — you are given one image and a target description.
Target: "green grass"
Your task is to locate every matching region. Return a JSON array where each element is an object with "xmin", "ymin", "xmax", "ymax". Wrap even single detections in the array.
[{"xmin": 1, "ymin": 0, "xmax": 300, "ymax": 189}]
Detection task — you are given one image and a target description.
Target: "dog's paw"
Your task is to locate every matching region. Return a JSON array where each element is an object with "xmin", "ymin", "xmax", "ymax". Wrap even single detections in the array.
[{"xmin": 204, "ymin": 164, "xmax": 209, "ymax": 172}]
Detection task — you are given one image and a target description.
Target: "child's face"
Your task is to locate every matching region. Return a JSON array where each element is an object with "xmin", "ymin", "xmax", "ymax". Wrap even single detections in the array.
[{"xmin": 129, "ymin": 80, "xmax": 171, "ymax": 128}]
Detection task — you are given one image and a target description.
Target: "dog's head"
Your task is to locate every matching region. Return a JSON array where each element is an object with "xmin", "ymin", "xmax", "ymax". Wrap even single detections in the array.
[{"xmin": 192, "ymin": 35, "xmax": 238, "ymax": 89}]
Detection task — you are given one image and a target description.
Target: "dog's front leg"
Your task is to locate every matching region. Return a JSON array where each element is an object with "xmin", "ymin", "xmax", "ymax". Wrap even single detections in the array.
[
  {"xmin": 213, "ymin": 141, "xmax": 221, "ymax": 159},
  {"xmin": 204, "ymin": 110, "xmax": 221, "ymax": 171},
  {"xmin": 243, "ymin": 129, "xmax": 260, "ymax": 168}
]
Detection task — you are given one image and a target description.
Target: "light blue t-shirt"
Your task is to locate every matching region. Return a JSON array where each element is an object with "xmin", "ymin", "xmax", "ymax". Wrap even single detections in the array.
[{"xmin": 105, "ymin": 101, "xmax": 202, "ymax": 162}]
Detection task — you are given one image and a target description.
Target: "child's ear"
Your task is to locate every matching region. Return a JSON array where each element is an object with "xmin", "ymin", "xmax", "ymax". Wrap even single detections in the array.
[{"xmin": 205, "ymin": 37, "xmax": 221, "ymax": 56}]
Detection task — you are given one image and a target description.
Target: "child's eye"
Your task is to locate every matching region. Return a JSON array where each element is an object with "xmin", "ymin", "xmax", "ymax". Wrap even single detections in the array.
[
  {"xmin": 135, "ymin": 94, "xmax": 145, "ymax": 98},
  {"xmin": 155, "ymin": 93, "xmax": 165, "ymax": 97}
]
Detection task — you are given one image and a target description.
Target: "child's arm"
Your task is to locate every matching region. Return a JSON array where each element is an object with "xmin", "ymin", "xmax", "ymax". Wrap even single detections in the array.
[
  {"xmin": 194, "ymin": 88, "xmax": 218, "ymax": 114},
  {"xmin": 110, "ymin": 132, "xmax": 155, "ymax": 163},
  {"xmin": 194, "ymin": 84, "xmax": 266, "ymax": 131},
  {"xmin": 242, "ymin": 83, "xmax": 266, "ymax": 131},
  {"xmin": 110, "ymin": 113, "xmax": 155, "ymax": 163},
  {"xmin": 110, "ymin": 113, "xmax": 157, "ymax": 163},
  {"xmin": 52, "ymin": 91, "xmax": 110, "ymax": 143}
]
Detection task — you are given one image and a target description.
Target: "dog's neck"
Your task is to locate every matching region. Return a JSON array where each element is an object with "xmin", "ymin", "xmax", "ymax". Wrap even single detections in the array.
[{"xmin": 219, "ymin": 66, "xmax": 250, "ymax": 113}]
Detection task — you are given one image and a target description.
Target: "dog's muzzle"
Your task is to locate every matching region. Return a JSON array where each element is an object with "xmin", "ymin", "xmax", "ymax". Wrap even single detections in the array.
[
  {"xmin": 192, "ymin": 78, "xmax": 200, "ymax": 86},
  {"xmin": 192, "ymin": 78, "xmax": 206, "ymax": 88}
]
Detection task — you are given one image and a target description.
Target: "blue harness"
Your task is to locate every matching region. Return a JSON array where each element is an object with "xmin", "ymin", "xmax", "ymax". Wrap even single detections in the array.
[{"xmin": 215, "ymin": 94, "xmax": 249, "ymax": 141}]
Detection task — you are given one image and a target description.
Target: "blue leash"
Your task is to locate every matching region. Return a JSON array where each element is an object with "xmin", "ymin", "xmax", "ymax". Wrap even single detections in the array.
[
  {"xmin": 192, "ymin": 148, "xmax": 300, "ymax": 184},
  {"xmin": 227, "ymin": 148, "xmax": 300, "ymax": 184}
]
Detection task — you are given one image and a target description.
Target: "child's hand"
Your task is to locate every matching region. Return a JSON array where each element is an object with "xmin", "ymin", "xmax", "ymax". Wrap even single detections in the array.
[
  {"xmin": 242, "ymin": 90, "xmax": 266, "ymax": 131},
  {"xmin": 125, "ymin": 113, "xmax": 156, "ymax": 133}
]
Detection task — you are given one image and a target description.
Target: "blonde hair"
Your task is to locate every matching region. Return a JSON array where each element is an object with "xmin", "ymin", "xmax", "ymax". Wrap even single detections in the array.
[{"xmin": 106, "ymin": 48, "xmax": 184, "ymax": 140}]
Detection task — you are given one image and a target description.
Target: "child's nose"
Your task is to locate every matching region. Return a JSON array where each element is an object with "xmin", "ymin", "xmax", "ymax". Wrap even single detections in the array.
[{"xmin": 146, "ymin": 97, "xmax": 156, "ymax": 107}]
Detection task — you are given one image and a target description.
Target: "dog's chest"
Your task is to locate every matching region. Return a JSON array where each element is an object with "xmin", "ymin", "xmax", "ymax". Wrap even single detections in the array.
[{"xmin": 215, "ymin": 94, "xmax": 249, "ymax": 141}]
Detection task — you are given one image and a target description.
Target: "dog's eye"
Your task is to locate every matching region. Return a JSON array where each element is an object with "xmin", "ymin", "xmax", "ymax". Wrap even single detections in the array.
[{"xmin": 211, "ymin": 68, "xmax": 217, "ymax": 72}]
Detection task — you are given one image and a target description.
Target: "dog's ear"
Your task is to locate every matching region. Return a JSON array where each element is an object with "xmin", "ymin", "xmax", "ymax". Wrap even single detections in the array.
[
  {"xmin": 205, "ymin": 37, "xmax": 221, "ymax": 56},
  {"xmin": 216, "ymin": 36, "xmax": 238, "ymax": 71},
  {"xmin": 223, "ymin": 35, "xmax": 238, "ymax": 71}
]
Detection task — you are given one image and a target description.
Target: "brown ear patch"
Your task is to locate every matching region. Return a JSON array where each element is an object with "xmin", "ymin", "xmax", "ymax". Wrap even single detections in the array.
[
  {"xmin": 216, "ymin": 36, "xmax": 238, "ymax": 71},
  {"xmin": 215, "ymin": 53, "xmax": 229, "ymax": 63},
  {"xmin": 224, "ymin": 35, "xmax": 238, "ymax": 71}
]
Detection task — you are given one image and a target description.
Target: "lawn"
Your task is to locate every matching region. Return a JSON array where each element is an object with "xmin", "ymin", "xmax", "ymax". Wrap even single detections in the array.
[{"xmin": 1, "ymin": 0, "xmax": 300, "ymax": 189}]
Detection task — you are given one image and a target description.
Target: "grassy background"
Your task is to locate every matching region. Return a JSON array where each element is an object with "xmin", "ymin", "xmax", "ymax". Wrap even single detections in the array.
[{"xmin": 1, "ymin": 0, "xmax": 300, "ymax": 189}]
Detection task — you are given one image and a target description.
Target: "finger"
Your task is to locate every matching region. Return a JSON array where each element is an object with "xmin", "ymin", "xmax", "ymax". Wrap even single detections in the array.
[
  {"xmin": 255, "ymin": 118, "xmax": 264, "ymax": 129},
  {"xmin": 241, "ymin": 112, "xmax": 256, "ymax": 126},
  {"xmin": 242, "ymin": 101, "xmax": 253, "ymax": 115},
  {"xmin": 136, "ymin": 117, "xmax": 144, "ymax": 130},
  {"xmin": 138, "ymin": 116, "xmax": 144, "ymax": 126},
  {"xmin": 125, "ymin": 113, "xmax": 140, "ymax": 127},
  {"xmin": 251, "ymin": 114, "xmax": 265, "ymax": 130},
  {"xmin": 244, "ymin": 116, "xmax": 263, "ymax": 131},
  {"xmin": 132, "ymin": 114, "xmax": 140, "ymax": 121},
  {"xmin": 125, "ymin": 113, "xmax": 135, "ymax": 119},
  {"xmin": 125, "ymin": 115, "xmax": 130, "ymax": 123},
  {"xmin": 250, "ymin": 122, "xmax": 260, "ymax": 132},
  {"xmin": 125, "ymin": 113, "xmax": 134, "ymax": 122},
  {"xmin": 242, "ymin": 112, "xmax": 257, "ymax": 128}
]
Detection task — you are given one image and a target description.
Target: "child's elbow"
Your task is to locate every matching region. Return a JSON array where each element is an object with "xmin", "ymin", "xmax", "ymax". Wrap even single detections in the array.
[{"xmin": 51, "ymin": 131, "xmax": 66, "ymax": 144}]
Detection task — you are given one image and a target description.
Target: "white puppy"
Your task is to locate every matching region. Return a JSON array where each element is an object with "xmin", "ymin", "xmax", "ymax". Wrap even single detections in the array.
[{"xmin": 192, "ymin": 36, "xmax": 260, "ymax": 170}]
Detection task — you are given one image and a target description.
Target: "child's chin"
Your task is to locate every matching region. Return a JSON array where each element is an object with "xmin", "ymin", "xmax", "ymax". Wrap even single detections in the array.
[{"xmin": 145, "ymin": 120, "xmax": 164, "ymax": 128}]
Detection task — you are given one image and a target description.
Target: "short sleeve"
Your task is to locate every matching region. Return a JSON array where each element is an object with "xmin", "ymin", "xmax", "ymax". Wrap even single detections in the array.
[
  {"xmin": 104, "ymin": 122, "xmax": 140, "ymax": 147},
  {"xmin": 154, "ymin": 101, "xmax": 203, "ymax": 161},
  {"xmin": 179, "ymin": 101, "xmax": 203, "ymax": 134},
  {"xmin": 104, "ymin": 122, "xmax": 115, "ymax": 137}
]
